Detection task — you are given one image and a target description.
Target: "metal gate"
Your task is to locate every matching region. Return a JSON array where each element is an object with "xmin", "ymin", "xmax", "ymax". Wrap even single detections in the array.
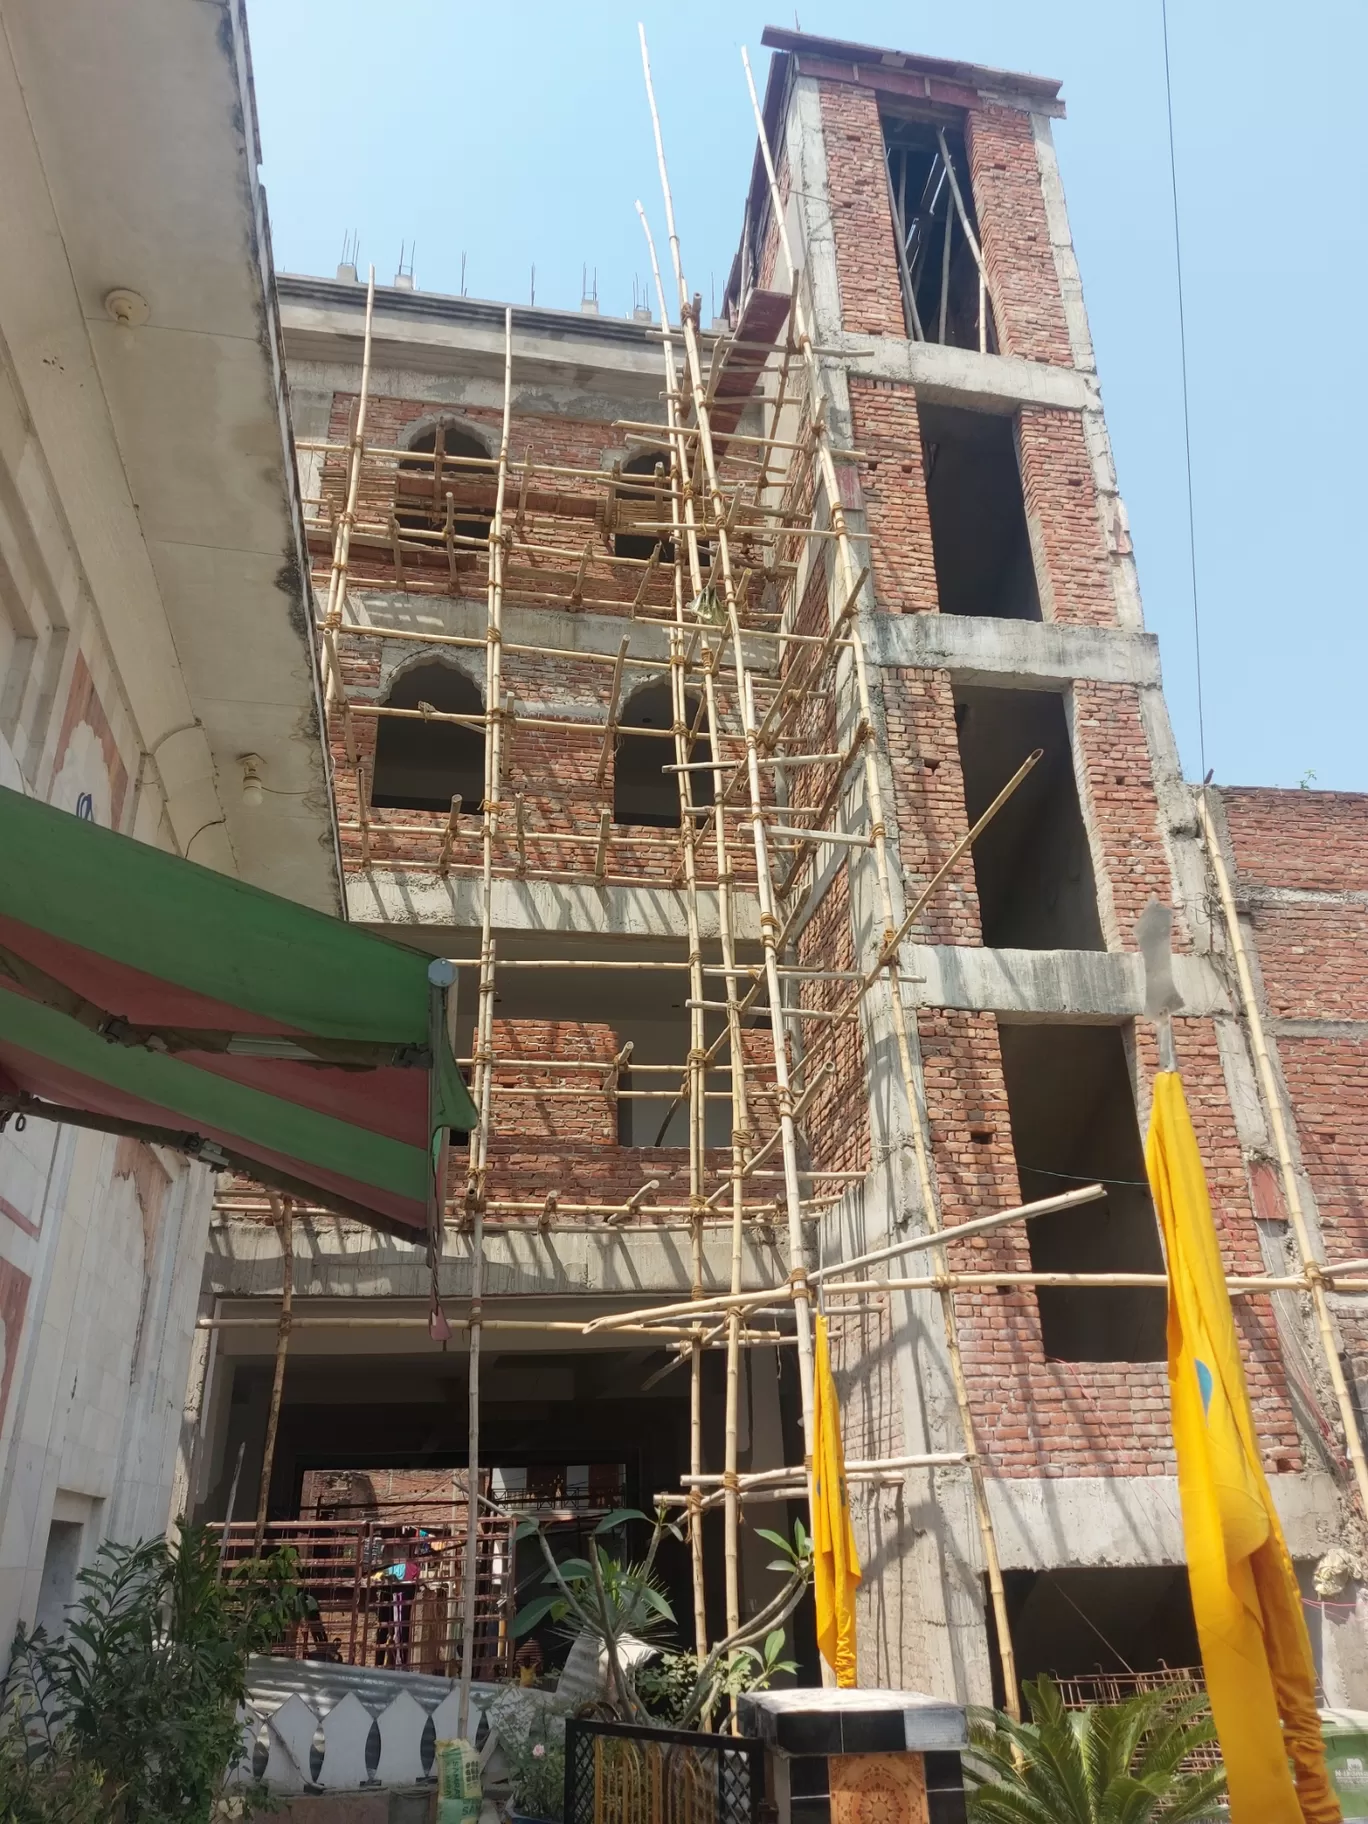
[{"xmin": 564, "ymin": 1718, "xmax": 764, "ymax": 1824}]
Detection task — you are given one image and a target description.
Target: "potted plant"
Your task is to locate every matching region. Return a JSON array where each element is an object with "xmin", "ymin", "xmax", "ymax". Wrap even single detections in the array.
[{"xmin": 503, "ymin": 1719, "xmax": 565, "ymax": 1824}]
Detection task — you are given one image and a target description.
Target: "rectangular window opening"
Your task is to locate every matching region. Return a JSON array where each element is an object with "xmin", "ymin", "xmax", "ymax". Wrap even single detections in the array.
[
  {"xmin": 998, "ymin": 1020, "xmax": 1165, "ymax": 1362},
  {"xmin": 882, "ymin": 116, "xmax": 995, "ymax": 352},
  {"xmin": 1003, "ymin": 1567, "xmax": 1201, "ymax": 1693},
  {"xmin": 922, "ymin": 403, "xmax": 1040, "ymax": 620},
  {"xmin": 35, "ymin": 1517, "xmax": 85, "ymax": 1638},
  {"xmin": 954, "ymin": 687, "xmax": 1101, "ymax": 949}
]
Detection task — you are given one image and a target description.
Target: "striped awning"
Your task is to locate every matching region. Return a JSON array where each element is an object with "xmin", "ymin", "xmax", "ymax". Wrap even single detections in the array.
[{"xmin": 0, "ymin": 787, "xmax": 474, "ymax": 1240}]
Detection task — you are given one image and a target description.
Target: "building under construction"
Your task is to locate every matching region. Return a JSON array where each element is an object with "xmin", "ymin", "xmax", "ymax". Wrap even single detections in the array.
[{"xmin": 3, "ymin": 14, "xmax": 1366, "ymax": 1741}]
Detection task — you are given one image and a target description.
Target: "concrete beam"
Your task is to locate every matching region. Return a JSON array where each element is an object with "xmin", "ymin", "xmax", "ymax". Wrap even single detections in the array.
[
  {"xmin": 833, "ymin": 333, "xmax": 1092, "ymax": 413},
  {"xmin": 345, "ymin": 590, "xmax": 775, "ymax": 677},
  {"xmin": 345, "ymin": 870, "xmax": 761, "ymax": 943},
  {"xmin": 988, "ymin": 1471, "xmax": 1342, "ymax": 1568},
  {"xmin": 867, "ymin": 610, "xmax": 1161, "ymax": 690},
  {"xmin": 205, "ymin": 1216, "xmax": 792, "ymax": 1302},
  {"xmin": 906, "ymin": 944, "xmax": 1227, "ymax": 1020}
]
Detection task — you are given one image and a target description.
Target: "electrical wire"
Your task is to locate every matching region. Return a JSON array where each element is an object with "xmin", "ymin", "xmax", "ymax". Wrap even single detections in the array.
[{"xmin": 1161, "ymin": 0, "xmax": 1208, "ymax": 785}]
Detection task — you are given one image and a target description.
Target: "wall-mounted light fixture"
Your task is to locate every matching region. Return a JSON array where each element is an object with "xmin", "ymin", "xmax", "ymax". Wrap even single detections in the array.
[{"xmin": 239, "ymin": 753, "xmax": 264, "ymax": 808}]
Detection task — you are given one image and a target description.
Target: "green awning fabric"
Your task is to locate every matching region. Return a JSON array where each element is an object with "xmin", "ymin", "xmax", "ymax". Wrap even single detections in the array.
[{"xmin": 0, "ymin": 786, "xmax": 475, "ymax": 1240}]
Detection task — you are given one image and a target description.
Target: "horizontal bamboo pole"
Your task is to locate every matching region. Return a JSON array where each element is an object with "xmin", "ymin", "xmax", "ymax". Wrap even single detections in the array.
[
  {"xmin": 819, "ymin": 1272, "xmax": 1368, "ymax": 1295},
  {"xmin": 196, "ymin": 1314, "xmax": 773, "ymax": 1339},
  {"xmin": 680, "ymin": 1451, "xmax": 966, "ymax": 1487},
  {"xmin": 809, "ymin": 1184, "xmax": 1108, "ymax": 1282}
]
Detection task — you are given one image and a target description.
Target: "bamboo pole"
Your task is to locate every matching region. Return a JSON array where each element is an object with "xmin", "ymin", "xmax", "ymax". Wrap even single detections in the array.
[
  {"xmin": 641, "ymin": 196, "xmax": 752, "ymax": 1665},
  {"xmin": 1199, "ymin": 791, "xmax": 1368, "ymax": 1519},
  {"xmin": 457, "ymin": 307, "xmax": 514, "ymax": 1740},
  {"xmin": 321, "ymin": 271, "xmax": 376, "ymax": 664},
  {"xmin": 252, "ymin": 1198, "xmax": 293, "ymax": 1554}
]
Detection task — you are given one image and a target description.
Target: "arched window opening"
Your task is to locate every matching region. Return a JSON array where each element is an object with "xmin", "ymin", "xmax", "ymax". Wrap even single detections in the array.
[
  {"xmin": 371, "ymin": 661, "xmax": 485, "ymax": 814},
  {"xmin": 614, "ymin": 682, "xmax": 712, "ymax": 829},
  {"xmin": 396, "ymin": 423, "xmax": 494, "ymax": 547},
  {"xmin": 614, "ymin": 450, "xmax": 673, "ymax": 562}
]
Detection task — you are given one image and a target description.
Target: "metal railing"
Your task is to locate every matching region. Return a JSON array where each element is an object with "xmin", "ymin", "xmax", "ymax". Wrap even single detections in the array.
[
  {"xmin": 565, "ymin": 1718, "xmax": 765, "ymax": 1824},
  {"xmin": 1054, "ymin": 1666, "xmax": 1220, "ymax": 1772},
  {"xmin": 212, "ymin": 1513, "xmax": 517, "ymax": 1680}
]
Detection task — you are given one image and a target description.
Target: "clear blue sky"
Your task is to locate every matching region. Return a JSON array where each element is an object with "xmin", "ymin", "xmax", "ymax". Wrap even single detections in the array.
[{"xmin": 248, "ymin": 2, "xmax": 1367, "ymax": 793}]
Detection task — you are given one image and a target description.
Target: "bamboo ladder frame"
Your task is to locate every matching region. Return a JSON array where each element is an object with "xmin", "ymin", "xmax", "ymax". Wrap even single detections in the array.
[
  {"xmin": 640, "ymin": 40, "xmax": 823, "ymax": 1624},
  {"xmin": 637, "ymin": 204, "xmax": 758, "ymax": 1660}
]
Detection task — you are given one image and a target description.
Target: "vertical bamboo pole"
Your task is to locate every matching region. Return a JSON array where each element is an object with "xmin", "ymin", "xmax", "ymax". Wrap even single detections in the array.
[
  {"xmin": 458, "ymin": 307, "xmax": 514, "ymax": 1738},
  {"xmin": 741, "ymin": 46, "xmax": 1021, "ymax": 1714},
  {"xmin": 640, "ymin": 204, "xmax": 753, "ymax": 1659},
  {"xmin": 641, "ymin": 226, "xmax": 711, "ymax": 1660},
  {"xmin": 253, "ymin": 1198, "xmax": 293, "ymax": 1555},
  {"xmin": 1199, "ymin": 792, "xmax": 1368, "ymax": 1520},
  {"xmin": 322, "ymin": 269, "xmax": 377, "ymax": 696},
  {"xmin": 640, "ymin": 34, "xmax": 819, "ymax": 1538}
]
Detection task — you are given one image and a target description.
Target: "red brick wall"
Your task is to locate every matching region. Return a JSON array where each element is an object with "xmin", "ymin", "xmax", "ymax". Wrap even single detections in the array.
[
  {"xmin": 847, "ymin": 380, "xmax": 938, "ymax": 615},
  {"xmin": 1223, "ymin": 787, "xmax": 1368, "ymax": 1266},
  {"xmin": 1016, "ymin": 407, "xmax": 1115, "ymax": 626},
  {"xmin": 882, "ymin": 667, "xmax": 981, "ymax": 945},
  {"xmin": 1072, "ymin": 682, "xmax": 1180, "ymax": 948},
  {"xmin": 917, "ymin": 1009, "xmax": 1301, "ymax": 1477},
  {"xmin": 816, "ymin": 82, "xmax": 905, "ymax": 337},
  {"xmin": 964, "ymin": 106, "xmax": 1072, "ymax": 366},
  {"xmin": 1278, "ymin": 1040, "xmax": 1368, "ymax": 1260},
  {"xmin": 1245, "ymin": 904, "xmax": 1368, "ymax": 1023},
  {"xmin": 797, "ymin": 867, "xmax": 871, "ymax": 1180},
  {"xmin": 1223, "ymin": 789, "xmax": 1368, "ymax": 894},
  {"xmin": 329, "ymin": 624, "xmax": 755, "ymax": 886}
]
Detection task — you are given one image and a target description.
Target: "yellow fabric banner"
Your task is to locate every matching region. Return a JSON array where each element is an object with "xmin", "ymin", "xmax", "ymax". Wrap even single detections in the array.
[
  {"xmin": 1146, "ymin": 1070, "xmax": 1338, "ymax": 1823},
  {"xmin": 812, "ymin": 1312, "xmax": 862, "ymax": 1687}
]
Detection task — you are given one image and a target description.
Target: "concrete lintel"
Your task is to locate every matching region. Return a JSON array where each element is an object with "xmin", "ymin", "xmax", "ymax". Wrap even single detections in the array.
[
  {"xmin": 346, "ymin": 590, "xmax": 775, "ymax": 677},
  {"xmin": 205, "ymin": 1218, "xmax": 789, "ymax": 1303},
  {"xmin": 987, "ymin": 1471, "xmax": 1341, "ymax": 1569},
  {"xmin": 833, "ymin": 334, "xmax": 1090, "ymax": 413},
  {"xmin": 345, "ymin": 870, "xmax": 761, "ymax": 944},
  {"xmin": 1272, "ymin": 1018, "xmax": 1368, "ymax": 1043},
  {"xmin": 868, "ymin": 610, "xmax": 1160, "ymax": 690},
  {"xmin": 906, "ymin": 944, "xmax": 1226, "ymax": 1020}
]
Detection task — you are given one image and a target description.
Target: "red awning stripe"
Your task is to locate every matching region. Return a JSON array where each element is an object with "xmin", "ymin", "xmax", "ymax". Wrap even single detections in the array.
[{"xmin": 0, "ymin": 1039, "xmax": 423, "ymax": 1233}]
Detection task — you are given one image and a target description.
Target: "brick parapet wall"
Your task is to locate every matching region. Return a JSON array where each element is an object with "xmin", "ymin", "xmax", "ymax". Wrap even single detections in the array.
[
  {"xmin": 965, "ymin": 105, "xmax": 1073, "ymax": 366},
  {"xmin": 1223, "ymin": 788, "xmax": 1368, "ymax": 893}
]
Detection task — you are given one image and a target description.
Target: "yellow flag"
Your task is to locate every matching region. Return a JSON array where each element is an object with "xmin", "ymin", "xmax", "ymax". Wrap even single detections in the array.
[
  {"xmin": 812, "ymin": 1312, "xmax": 861, "ymax": 1687},
  {"xmin": 1146, "ymin": 1071, "xmax": 1338, "ymax": 1823}
]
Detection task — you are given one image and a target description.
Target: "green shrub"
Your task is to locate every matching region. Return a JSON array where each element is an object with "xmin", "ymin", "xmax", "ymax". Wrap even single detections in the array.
[{"xmin": 1, "ymin": 1523, "xmax": 305, "ymax": 1823}]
